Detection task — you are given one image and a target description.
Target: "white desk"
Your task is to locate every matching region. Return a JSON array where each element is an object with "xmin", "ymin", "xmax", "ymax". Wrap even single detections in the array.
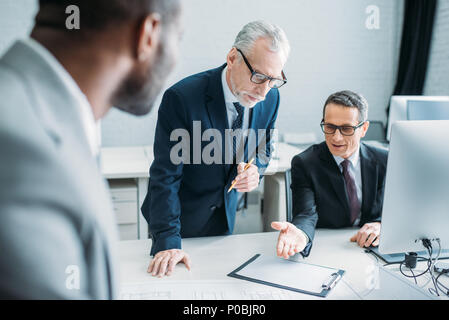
[
  {"xmin": 118, "ymin": 229, "xmax": 444, "ymax": 300},
  {"xmin": 101, "ymin": 146, "xmax": 151, "ymax": 179},
  {"xmin": 101, "ymin": 146, "xmax": 153, "ymax": 239},
  {"xmin": 262, "ymin": 143, "xmax": 304, "ymax": 230},
  {"xmin": 264, "ymin": 142, "xmax": 303, "ymax": 175},
  {"xmin": 101, "ymin": 143, "xmax": 299, "ymax": 178},
  {"xmin": 101, "ymin": 143, "xmax": 302, "ymax": 239}
]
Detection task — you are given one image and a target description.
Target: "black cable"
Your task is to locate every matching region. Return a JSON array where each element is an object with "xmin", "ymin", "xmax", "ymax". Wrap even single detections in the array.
[
  {"xmin": 409, "ymin": 268, "xmax": 417, "ymax": 284},
  {"xmin": 435, "ymin": 272, "xmax": 449, "ymax": 297},
  {"xmin": 396, "ymin": 245, "xmax": 440, "ymax": 296},
  {"xmin": 436, "ymin": 273, "xmax": 449, "ymax": 297},
  {"xmin": 383, "ymin": 257, "xmax": 428, "ymax": 267},
  {"xmin": 424, "ymin": 244, "xmax": 441, "ymax": 296},
  {"xmin": 399, "ymin": 257, "xmax": 431, "ymax": 278},
  {"xmin": 436, "ymin": 273, "xmax": 449, "ymax": 290},
  {"xmin": 428, "ymin": 242, "xmax": 444, "ymax": 296},
  {"xmin": 376, "ymin": 239, "xmax": 446, "ymax": 297}
]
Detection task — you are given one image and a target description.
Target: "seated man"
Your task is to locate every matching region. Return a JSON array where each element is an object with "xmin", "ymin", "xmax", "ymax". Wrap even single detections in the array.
[{"xmin": 272, "ymin": 90, "xmax": 388, "ymax": 258}]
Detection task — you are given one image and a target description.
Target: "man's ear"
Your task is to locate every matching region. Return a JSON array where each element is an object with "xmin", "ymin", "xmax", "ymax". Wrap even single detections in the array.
[
  {"xmin": 360, "ymin": 120, "xmax": 370, "ymax": 138},
  {"xmin": 136, "ymin": 13, "xmax": 162, "ymax": 61},
  {"xmin": 226, "ymin": 47, "xmax": 238, "ymax": 69}
]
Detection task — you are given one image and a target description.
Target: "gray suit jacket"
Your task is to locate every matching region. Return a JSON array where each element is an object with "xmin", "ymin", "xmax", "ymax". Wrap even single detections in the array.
[{"xmin": 0, "ymin": 40, "xmax": 119, "ymax": 299}]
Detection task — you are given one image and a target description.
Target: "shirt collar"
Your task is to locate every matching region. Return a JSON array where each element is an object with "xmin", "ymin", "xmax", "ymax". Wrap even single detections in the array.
[
  {"xmin": 23, "ymin": 38, "xmax": 100, "ymax": 157},
  {"xmin": 221, "ymin": 66, "xmax": 239, "ymax": 104},
  {"xmin": 333, "ymin": 146, "xmax": 360, "ymax": 168}
]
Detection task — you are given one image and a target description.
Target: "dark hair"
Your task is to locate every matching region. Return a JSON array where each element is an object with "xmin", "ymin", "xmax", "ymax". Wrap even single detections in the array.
[
  {"xmin": 36, "ymin": 0, "xmax": 180, "ymax": 34},
  {"xmin": 323, "ymin": 90, "xmax": 368, "ymax": 122}
]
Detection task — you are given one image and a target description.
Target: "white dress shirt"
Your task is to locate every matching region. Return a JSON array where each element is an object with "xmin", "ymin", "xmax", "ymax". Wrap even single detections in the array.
[
  {"xmin": 24, "ymin": 38, "xmax": 100, "ymax": 158},
  {"xmin": 221, "ymin": 66, "xmax": 250, "ymax": 130},
  {"xmin": 333, "ymin": 148, "xmax": 363, "ymax": 226}
]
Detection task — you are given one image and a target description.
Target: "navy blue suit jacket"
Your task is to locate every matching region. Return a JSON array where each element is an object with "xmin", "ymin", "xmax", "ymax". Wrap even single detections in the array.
[{"xmin": 141, "ymin": 64, "xmax": 280, "ymax": 255}]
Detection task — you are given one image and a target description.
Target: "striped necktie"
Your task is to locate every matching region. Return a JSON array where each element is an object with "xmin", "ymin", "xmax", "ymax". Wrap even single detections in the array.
[
  {"xmin": 341, "ymin": 159, "xmax": 360, "ymax": 225},
  {"xmin": 231, "ymin": 102, "xmax": 244, "ymax": 162}
]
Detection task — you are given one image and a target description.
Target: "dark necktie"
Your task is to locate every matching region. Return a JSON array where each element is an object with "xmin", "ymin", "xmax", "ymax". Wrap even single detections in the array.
[
  {"xmin": 341, "ymin": 159, "xmax": 360, "ymax": 225},
  {"xmin": 231, "ymin": 102, "xmax": 244, "ymax": 162}
]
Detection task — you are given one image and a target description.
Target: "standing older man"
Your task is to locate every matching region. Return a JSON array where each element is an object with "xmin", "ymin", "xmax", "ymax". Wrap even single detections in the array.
[
  {"xmin": 272, "ymin": 91, "xmax": 388, "ymax": 259},
  {"xmin": 0, "ymin": 0, "xmax": 182, "ymax": 299},
  {"xmin": 142, "ymin": 20, "xmax": 290, "ymax": 277}
]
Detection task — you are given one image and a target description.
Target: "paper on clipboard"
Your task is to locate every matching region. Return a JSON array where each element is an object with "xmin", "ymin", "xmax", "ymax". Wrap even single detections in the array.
[{"xmin": 228, "ymin": 254, "xmax": 345, "ymax": 298}]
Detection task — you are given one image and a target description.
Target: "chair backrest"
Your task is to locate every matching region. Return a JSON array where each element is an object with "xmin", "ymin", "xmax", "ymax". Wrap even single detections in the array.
[
  {"xmin": 236, "ymin": 192, "xmax": 247, "ymax": 212},
  {"xmin": 386, "ymin": 95, "xmax": 449, "ymax": 141},
  {"xmin": 362, "ymin": 120, "xmax": 386, "ymax": 141},
  {"xmin": 407, "ymin": 100, "xmax": 449, "ymax": 120},
  {"xmin": 285, "ymin": 168, "xmax": 292, "ymax": 222}
]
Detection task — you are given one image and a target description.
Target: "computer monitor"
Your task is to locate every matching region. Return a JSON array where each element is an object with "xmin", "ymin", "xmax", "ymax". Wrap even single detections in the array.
[
  {"xmin": 407, "ymin": 100, "xmax": 449, "ymax": 121},
  {"xmin": 379, "ymin": 120, "xmax": 449, "ymax": 254},
  {"xmin": 386, "ymin": 96, "xmax": 449, "ymax": 141}
]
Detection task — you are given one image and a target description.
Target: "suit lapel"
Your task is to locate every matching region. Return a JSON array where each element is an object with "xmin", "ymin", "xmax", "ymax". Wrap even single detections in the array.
[
  {"xmin": 318, "ymin": 143, "xmax": 350, "ymax": 216},
  {"xmin": 249, "ymin": 101, "xmax": 261, "ymax": 131},
  {"xmin": 247, "ymin": 103, "xmax": 261, "ymax": 161},
  {"xmin": 206, "ymin": 64, "xmax": 267, "ymax": 185},
  {"xmin": 204, "ymin": 64, "xmax": 230, "ymax": 179},
  {"xmin": 360, "ymin": 143, "xmax": 378, "ymax": 218}
]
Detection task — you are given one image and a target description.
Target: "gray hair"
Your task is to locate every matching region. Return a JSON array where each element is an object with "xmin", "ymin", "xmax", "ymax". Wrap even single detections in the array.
[
  {"xmin": 323, "ymin": 90, "xmax": 369, "ymax": 122},
  {"xmin": 233, "ymin": 20, "xmax": 290, "ymax": 62}
]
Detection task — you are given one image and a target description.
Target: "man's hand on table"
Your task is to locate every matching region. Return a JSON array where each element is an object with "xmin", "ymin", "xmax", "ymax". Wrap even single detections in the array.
[
  {"xmin": 147, "ymin": 249, "xmax": 191, "ymax": 277},
  {"xmin": 350, "ymin": 222, "xmax": 381, "ymax": 248}
]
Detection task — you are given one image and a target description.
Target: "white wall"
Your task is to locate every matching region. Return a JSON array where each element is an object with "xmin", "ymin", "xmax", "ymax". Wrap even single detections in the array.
[
  {"xmin": 0, "ymin": 0, "xmax": 404, "ymax": 147},
  {"xmin": 0, "ymin": 0, "xmax": 37, "ymax": 56},
  {"xmin": 424, "ymin": 0, "xmax": 449, "ymax": 95},
  {"xmin": 102, "ymin": 0, "xmax": 404, "ymax": 146}
]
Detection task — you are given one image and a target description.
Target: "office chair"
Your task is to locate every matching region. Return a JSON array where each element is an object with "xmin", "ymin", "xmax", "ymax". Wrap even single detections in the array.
[
  {"xmin": 236, "ymin": 192, "xmax": 248, "ymax": 213},
  {"xmin": 285, "ymin": 168, "xmax": 293, "ymax": 223},
  {"xmin": 362, "ymin": 120, "xmax": 386, "ymax": 142},
  {"xmin": 407, "ymin": 100, "xmax": 449, "ymax": 120}
]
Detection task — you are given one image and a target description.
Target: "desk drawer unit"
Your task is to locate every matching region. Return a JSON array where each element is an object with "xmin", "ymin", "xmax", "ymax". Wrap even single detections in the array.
[{"xmin": 108, "ymin": 179, "xmax": 139, "ymax": 240}]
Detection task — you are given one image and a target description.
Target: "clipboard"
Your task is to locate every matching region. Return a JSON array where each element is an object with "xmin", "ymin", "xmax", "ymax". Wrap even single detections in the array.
[{"xmin": 227, "ymin": 254, "xmax": 345, "ymax": 298}]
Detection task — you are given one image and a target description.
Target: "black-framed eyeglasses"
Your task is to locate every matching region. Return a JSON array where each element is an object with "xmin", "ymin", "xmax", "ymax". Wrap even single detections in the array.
[
  {"xmin": 320, "ymin": 121, "xmax": 365, "ymax": 136},
  {"xmin": 236, "ymin": 48, "xmax": 287, "ymax": 89}
]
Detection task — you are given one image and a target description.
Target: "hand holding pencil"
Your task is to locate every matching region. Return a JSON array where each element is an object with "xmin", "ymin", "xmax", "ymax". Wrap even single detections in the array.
[{"xmin": 228, "ymin": 158, "xmax": 260, "ymax": 193}]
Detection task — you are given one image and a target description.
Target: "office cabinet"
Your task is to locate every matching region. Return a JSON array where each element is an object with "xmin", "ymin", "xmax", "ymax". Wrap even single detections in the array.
[{"xmin": 108, "ymin": 179, "xmax": 139, "ymax": 240}]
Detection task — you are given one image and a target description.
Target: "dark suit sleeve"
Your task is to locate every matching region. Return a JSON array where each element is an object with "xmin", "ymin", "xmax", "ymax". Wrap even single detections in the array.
[
  {"xmin": 141, "ymin": 88, "xmax": 186, "ymax": 256},
  {"xmin": 367, "ymin": 147, "xmax": 389, "ymax": 224},
  {"xmin": 290, "ymin": 155, "xmax": 319, "ymax": 257}
]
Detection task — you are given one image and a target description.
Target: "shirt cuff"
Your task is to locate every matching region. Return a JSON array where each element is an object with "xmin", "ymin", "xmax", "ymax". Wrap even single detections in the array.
[{"xmin": 297, "ymin": 227, "xmax": 309, "ymax": 244}]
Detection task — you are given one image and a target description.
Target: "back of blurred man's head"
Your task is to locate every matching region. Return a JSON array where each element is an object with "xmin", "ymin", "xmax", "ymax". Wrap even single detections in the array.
[{"xmin": 33, "ymin": 0, "xmax": 183, "ymax": 116}]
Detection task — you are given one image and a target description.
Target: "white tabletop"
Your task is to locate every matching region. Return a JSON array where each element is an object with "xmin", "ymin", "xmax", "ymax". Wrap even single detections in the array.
[
  {"xmin": 264, "ymin": 142, "xmax": 302, "ymax": 175},
  {"xmin": 100, "ymin": 146, "xmax": 153, "ymax": 179},
  {"xmin": 101, "ymin": 143, "xmax": 302, "ymax": 179},
  {"xmin": 117, "ymin": 228, "xmax": 442, "ymax": 300}
]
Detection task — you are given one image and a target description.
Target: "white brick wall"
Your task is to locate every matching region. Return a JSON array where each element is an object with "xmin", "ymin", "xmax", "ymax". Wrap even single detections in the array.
[
  {"xmin": 0, "ymin": 0, "xmax": 405, "ymax": 147},
  {"xmin": 102, "ymin": 0, "xmax": 405, "ymax": 147},
  {"xmin": 0, "ymin": 0, "xmax": 37, "ymax": 56},
  {"xmin": 424, "ymin": 0, "xmax": 449, "ymax": 95}
]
